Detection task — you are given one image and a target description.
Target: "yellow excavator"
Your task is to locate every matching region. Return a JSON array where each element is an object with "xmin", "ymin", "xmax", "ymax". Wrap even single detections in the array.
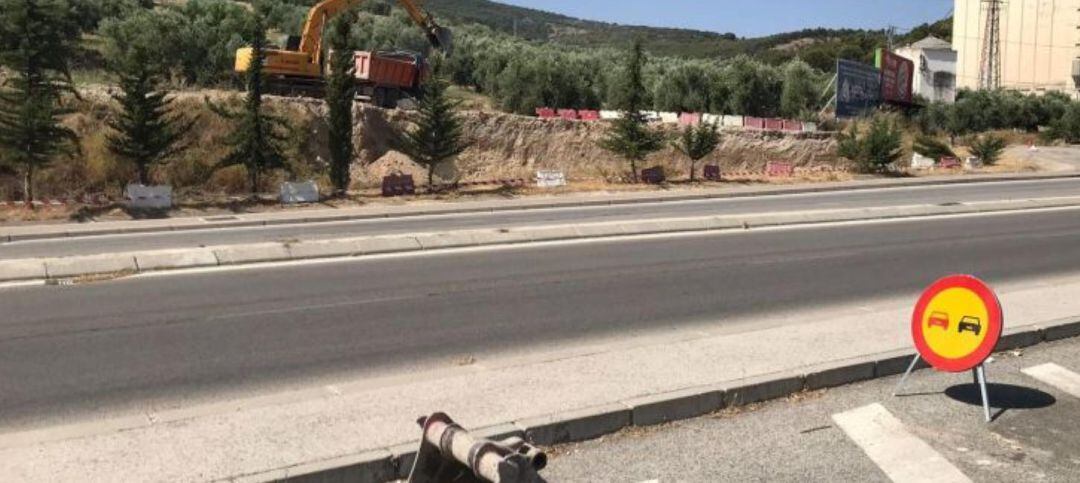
[{"xmin": 235, "ymin": 0, "xmax": 452, "ymax": 102}]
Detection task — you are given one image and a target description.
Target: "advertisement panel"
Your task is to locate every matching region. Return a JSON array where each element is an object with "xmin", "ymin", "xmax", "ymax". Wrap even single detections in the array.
[
  {"xmin": 836, "ymin": 59, "xmax": 882, "ymax": 118},
  {"xmin": 877, "ymin": 48, "xmax": 915, "ymax": 104}
]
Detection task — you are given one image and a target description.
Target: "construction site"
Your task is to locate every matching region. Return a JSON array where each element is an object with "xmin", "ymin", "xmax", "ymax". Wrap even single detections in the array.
[{"xmin": 0, "ymin": 0, "xmax": 1076, "ymax": 211}]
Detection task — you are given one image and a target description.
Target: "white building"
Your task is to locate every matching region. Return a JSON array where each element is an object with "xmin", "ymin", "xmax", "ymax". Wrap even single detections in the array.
[
  {"xmin": 953, "ymin": 0, "xmax": 1080, "ymax": 97},
  {"xmin": 896, "ymin": 36, "xmax": 958, "ymax": 104}
]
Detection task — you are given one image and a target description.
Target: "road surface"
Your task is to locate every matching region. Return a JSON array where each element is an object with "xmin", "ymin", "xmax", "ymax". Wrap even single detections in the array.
[
  {"xmin": 3, "ymin": 207, "xmax": 1080, "ymax": 431},
  {"xmin": 1, "ymin": 177, "xmax": 1079, "ymax": 259},
  {"xmin": 544, "ymin": 337, "xmax": 1080, "ymax": 482}
]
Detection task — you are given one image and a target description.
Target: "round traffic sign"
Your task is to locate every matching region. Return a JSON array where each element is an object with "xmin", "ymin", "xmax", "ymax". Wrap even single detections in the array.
[{"xmin": 912, "ymin": 275, "xmax": 1003, "ymax": 373}]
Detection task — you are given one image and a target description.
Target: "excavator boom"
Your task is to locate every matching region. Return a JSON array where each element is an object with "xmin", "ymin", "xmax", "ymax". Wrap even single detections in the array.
[{"xmin": 236, "ymin": 0, "xmax": 450, "ymax": 77}]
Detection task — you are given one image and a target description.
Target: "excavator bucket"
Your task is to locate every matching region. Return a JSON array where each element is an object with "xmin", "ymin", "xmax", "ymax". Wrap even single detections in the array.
[{"xmin": 430, "ymin": 24, "xmax": 453, "ymax": 56}]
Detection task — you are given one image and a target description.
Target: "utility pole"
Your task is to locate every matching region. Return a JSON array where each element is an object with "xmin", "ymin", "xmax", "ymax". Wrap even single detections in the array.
[{"xmin": 980, "ymin": 0, "xmax": 1005, "ymax": 90}]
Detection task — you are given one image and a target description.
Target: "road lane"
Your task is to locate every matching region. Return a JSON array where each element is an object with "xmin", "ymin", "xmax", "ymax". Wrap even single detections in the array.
[
  {"xmin": 1, "ymin": 177, "xmax": 1079, "ymax": 259},
  {"xmin": 3, "ymin": 208, "xmax": 1080, "ymax": 429}
]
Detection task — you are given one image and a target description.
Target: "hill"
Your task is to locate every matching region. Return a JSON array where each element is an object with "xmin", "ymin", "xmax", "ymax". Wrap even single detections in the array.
[{"xmin": 425, "ymin": 0, "xmax": 952, "ymax": 67}]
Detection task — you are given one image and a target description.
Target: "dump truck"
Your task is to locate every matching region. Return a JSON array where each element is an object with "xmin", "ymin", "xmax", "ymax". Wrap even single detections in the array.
[{"xmin": 234, "ymin": 0, "xmax": 451, "ymax": 106}]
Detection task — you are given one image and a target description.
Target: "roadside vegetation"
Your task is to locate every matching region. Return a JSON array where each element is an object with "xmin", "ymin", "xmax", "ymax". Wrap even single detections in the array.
[{"xmin": 2, "ymin": 0, "xmax": 1080, "ymax": 205}]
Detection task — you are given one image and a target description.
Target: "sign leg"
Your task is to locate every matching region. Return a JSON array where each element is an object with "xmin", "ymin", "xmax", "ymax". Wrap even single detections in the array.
[
  {"xmin": 892, "ymin": 355, "xmax": 921, "ymax": 397},
  {"xmin": 976, "ymin": 364, "xmax": 992, "ymax": 423}
]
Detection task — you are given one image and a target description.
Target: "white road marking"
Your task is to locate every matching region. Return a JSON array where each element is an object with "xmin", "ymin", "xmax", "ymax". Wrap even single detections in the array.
[
  {"xmin": 1023, "ymin": 363, "xmax": 1080, "ymax": 398},
  {"xmin": 833, "ymin": 403, "xmax": 971, "ymax": 483}
]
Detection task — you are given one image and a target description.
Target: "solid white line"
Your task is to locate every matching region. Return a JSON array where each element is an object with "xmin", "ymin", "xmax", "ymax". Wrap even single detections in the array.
[
  {"xmin": 833, "ymin": 403, "xmax": 971, "ymax": 483},
  {"xmin": 1022, "ymin": 363, "xmax": 1080, "ymax": 398}
]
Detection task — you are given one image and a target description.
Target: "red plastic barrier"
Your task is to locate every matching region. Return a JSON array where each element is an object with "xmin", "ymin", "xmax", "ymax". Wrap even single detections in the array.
[
  {"xmin": 766, "ymin": 161, "xmax": 795, "ymax": 177},
  {"xmin": 938, "ymin": 157, "xmax": 961, "ymax": 169},
  {"xmin": 679, "ymin": 113, "xmax": 702, "ymax": 126},
  {"xmin": 782, "ymin": 120, "xmax": 803, "ymax": 132},
  {"xmin": 764, "ymin": 118, "xmax": 785, "ymax": 131},
  {"xmin": 535, "ymin": 107, "xmax": 556, "ymax": 119},
  {"xmin": 578, "ymin": 110, "xmax": 600, "ymax": 121},
  {"xmin": 744, "ymin": 117, "xmax": 766, "ymax": 129},
  {"xmin": 703, "ymin": 165, "xmax": 722, "ymax": 181},
  {"xmin": 557, "ymin": 109, "xmax": 579, "ymax": 120}
]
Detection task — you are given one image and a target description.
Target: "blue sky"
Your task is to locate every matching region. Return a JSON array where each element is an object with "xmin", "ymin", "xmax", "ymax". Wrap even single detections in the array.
[{"xmin": 497, "ymin": 0, "xmax": 954, "ymax": 38}]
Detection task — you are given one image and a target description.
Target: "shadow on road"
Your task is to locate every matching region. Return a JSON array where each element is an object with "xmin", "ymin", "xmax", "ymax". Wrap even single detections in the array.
[{"xmin": 945, "ymin": 383, "xmax": 1056, "ymax": 422}]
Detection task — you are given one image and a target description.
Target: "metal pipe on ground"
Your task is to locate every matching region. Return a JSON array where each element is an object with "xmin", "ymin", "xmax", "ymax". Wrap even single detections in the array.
[{"xmin": 409, "ymin": 412, "xmax": 547, "ymax": 483}]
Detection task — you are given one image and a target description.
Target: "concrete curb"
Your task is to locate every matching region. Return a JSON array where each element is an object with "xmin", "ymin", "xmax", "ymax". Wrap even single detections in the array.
[
  {"xmin": 4, "ymin": 172, "xmax": 1080, "ymax": 244},
  {"xmin": 271, "ymin": 316, "xmax": 1080, "ymax": 483},
  {"xmin": 6, "ymin": 197, "xmax": 1080, "ymax": 284}
]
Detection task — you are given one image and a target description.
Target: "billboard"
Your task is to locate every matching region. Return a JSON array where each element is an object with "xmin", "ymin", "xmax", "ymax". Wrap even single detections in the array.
[
  {"xmin": 836, "ymin": 59, "xmax": 882, "ymax": 118},
  {"xmin": 876, "ymin": 48, "xmax": 915, "ymax": 104}
]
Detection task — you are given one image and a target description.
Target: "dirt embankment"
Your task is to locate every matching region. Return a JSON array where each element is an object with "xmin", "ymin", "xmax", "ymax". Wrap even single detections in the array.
[
  {"xmin": 0, "ymin": 90, "xmax": 843, "ymax": 199},
  {"xmin": 353, "ymin": 106, "xmax": 843, "ymax": 186}
]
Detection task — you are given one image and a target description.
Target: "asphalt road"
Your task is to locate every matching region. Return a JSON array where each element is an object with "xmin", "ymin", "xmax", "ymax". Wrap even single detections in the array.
[
  {"xmin": 2, "ymin": 177, "xmax": 1080, "ymax": 259},
  {"xmin": 544, "ymin": 337, "xmax": 1080, "ymax": 482},
  {"xmin": 4, "ymin": 208, "xmax": 1080, "ymax": 430}
]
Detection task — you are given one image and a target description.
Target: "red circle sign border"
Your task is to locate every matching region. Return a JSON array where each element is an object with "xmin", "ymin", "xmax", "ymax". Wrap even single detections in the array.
[{"xmin": 911, "ymin": 275, "xmax": 1003, "ymax": 373}]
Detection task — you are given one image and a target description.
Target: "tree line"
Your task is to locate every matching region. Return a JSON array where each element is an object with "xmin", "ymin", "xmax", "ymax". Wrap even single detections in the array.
[{"xmin": 0, "ymin": 0, "xmax": 469, "ymax": 203}]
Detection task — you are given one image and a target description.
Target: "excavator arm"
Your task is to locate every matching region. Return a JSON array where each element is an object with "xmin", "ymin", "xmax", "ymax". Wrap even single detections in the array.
[{"xmin": 298, "ymin": 0, "xmax": 451, "ymax": 66}]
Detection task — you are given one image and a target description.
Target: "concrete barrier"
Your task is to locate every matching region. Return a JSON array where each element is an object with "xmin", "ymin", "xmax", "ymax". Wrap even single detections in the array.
[
  {"xmin": 135, "ymin": 249, "xmax": 219, "ymax": 271},
  {"xmin": 624, "ymin": 386, "xmax": 726, "ymax": 426},
  {"xmin": 725, "ymin": 372, "xmax": 806, "ymax": 406},
  {"xmin": 213, "ymin": 243, "xmax": 291, "ymax": 265},
  {"xmin": 572, "ymin": 223, "xmax": 627, "ymax": 239},
  {"xmin": 723, "ymin": 115, "xmax": 744, "ymax": 128},
  {"xmin": 355, "ymin": 236, "xmax": 423, "ymax": 255},
  {"xmin": 45, "ymin": 254, "xmax": 137, "ymax": 279},
  {"xmin": 280, "ymin": 181, "xmax": 320, "ymax": 204},
  {"xmin": 599, "ymin": 110, "xmax": 621, "ymax": 120},
  {"xmin": 516, "ymin": 403, "xmax": 631, "ymax": 446},
  {"xmin": 658, "ymin": 112, "xmax": 679, "ymax": 124},
  {"xmin": 243, "ymin": 449, "xmax": 395, "ymax": 483},
  {"xmin": 0, "ymin": 259, "xmax": 48, "ymax": 281},
  {"xmin": 125, "ymin": 185, "xmax": 172, "ymax": 210},
  {"xmin": 524, "ymin": 225, "xmax": 580, "ymax": 242},
  {"xmin": 285, "ymin": 239, "xmax": 364, "ymax": 260},
  {"xmin": 804, "ymin": 359, "xmax": 877, "ymax": 390},
  {"xmin": 413, "ymin": 232, "xmax": 480, "ymax": 250}
]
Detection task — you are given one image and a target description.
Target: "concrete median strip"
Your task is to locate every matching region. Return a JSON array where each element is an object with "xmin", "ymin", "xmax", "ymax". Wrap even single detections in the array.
[
  {"xmin": 4, "ymin": 197, "xmax": 1080, "ymax": 284},
  {"xmin": 43, "ymin": 253, "xmax": 137, "ymax": 279}
]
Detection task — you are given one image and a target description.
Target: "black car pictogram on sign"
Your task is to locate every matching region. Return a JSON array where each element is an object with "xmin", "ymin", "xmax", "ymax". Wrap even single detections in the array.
[{"xmin": 958, "ymin": 316, "xmax": 982, "ymax": 336}]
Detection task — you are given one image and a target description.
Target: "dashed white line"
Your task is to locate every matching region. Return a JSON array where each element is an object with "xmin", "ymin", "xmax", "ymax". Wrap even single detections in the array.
[
  {"xmin": 832, "ymin": 403, "xmax": 971, "ymax": 483},
  {"xmin": 1022, "ymin": 363, "xmax": 1080, "ymax": 398}
]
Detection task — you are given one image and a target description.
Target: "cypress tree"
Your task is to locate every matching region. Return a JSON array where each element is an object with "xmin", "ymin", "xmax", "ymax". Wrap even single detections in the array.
[
  {"xmin": 209, "ymin": 13, "xmax": 287, "ymax": 196},
  {"xmin": 0, "ymin": 0, "xmax": 80, "ymax": 204},
  {"xmin": 600, "ymin": 40, "xmax": 663, "ymax": 183},
  {"xmin": 325, "ymin": 14, "xmax": 356, "ymax": 195},
  {"xmin": 398, "ymin": 68, "xmax": 470, "ymax": 189},
  {"xmin": 107, "ymin": 61, "xmax": 194, "ymax": 186}
]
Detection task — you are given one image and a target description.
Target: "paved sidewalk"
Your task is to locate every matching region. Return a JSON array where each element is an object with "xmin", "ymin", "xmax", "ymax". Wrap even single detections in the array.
[
  {"xmin": 3, "ymin": 172, "xmax": 1078, "ymax": 242},
  {"xmin": 3, "ymin": 273, "xmax": 1080, "ymax": 482}
]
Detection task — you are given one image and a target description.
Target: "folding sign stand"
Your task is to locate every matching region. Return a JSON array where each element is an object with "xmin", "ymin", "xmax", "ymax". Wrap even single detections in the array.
[{"xmin": 893, "ymin": 354, "xmax": 993, "ymax": 423}]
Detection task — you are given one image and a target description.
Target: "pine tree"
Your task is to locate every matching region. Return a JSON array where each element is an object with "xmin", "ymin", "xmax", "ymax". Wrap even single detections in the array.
[
  {"xmin": 325, "ymin": 14, "xmax": 356, "ymax": 195},
  {"xmin": 209, "ymin": 13, "xmax": 287, "ymax": 196},
  {"xmin": 398, "ymin": 69, "xmax": 470, "ymax": 189},
  {"xmin": 674, "ymin": 121, "xmax": 720, "ymax": 182},
  {"xmin": 107, "ymin": 61, "xmax": 194, "ymax": 186},
  {"xmin": 601, "ymin": 40, "xmax": 663, "ymax": 183},
  {"xmin": 0, "ymin": 0, "xmax": 80, "ymax": 204}
]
